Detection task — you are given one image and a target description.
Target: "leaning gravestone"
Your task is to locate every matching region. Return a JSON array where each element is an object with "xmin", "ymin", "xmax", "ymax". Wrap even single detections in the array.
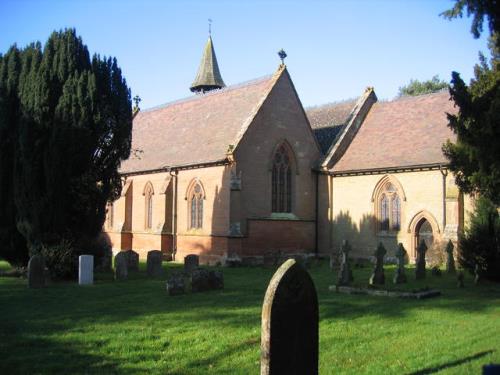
[
  {"xmin": 337, "ymin": 240, "xmax": 353, "ymax": 286},
  {"xmin": 393, "ymin": 243, "xmax": 407, "ymax": 284},
  {"xmin": 147, "ymin": 250, "xmax": 164, "ymax": 278},
  {"xmin": 415, "ymin": 240, "xmax": 428, "ymax": 280},
  {"xmin": 369, "ymin": 242, "xmax": 386, "ymax": 285},
  {"xmin": 445, "ymin": 240, "xmax": 456, "ymax": 274},
  {"xmin": 27, "ymin": 255, "xmax": 45, "ymax": 288},
  {"xmin": 124, "ymin": 250, "xmax": 139, "ymax": 272},
  {"xmin": 114, "ymin": 252, "xmax": 128, "ymax": 280},
  {"xmin": 261, "ymin": 259, "xmax": 318, "ymax": 375},
  {"xmin": 184, "ymin": 254, "xmax": 199, "ymax": 274},
  {"xmin": 78, "ymin": 255, "xmax": 94, "ymax": 285}
]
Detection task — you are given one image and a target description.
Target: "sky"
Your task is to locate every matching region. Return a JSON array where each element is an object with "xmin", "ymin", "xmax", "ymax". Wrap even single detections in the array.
[{"xmin": 0, "ymin": 0, "xmax": 491, "ymax": 110}]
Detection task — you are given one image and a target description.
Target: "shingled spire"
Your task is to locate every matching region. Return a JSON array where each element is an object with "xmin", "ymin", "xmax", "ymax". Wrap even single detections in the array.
[{"xmin": 190, "ymin": 35, "xmax": 226, "ymax": 93}]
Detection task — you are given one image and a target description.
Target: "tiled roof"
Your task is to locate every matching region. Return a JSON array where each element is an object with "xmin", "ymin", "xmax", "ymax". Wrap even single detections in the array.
[
  {"xmin": 332, "ymin": 90, "xmax": 457, "ymax": 172},
  {"xmin": 120, "ymin": 72, "xmax": 280, "ymax": 174},
  {"xmin": 306, "ymin": 99, "xmax": 358, "ymax": 154}
]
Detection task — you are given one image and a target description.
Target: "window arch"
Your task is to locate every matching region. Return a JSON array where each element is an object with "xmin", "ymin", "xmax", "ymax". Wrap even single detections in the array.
[
  {"xmin": 271, "ymin": 143, "xmax": 294, "ymax": 213},
  {"xmin": 106, "ymin": 202, "xmax": 114, "ymax": 229},
  {"xmin": 143, "ymin": 182, "xmax": 154, "ymax": 229},
  {"xmin": 373, "ymin": 177, "xmax": 404, "ymax": 232},
  {"xmin": 186, "ymin": 179, "xmax": 205, "ymax": 229}
]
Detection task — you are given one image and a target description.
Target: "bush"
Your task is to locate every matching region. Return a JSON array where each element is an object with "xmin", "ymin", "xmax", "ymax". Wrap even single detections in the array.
[
  {"xmin": 40, "ymin": 239, "xmax": 78, "ymax": 280},
  {"xmin": 459, "ymin": 197, "xmax": 500, "ymax": 281}
]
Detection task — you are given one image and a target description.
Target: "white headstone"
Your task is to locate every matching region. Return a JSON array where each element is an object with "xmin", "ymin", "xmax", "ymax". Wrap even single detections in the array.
[{"xmin": 79, "ymin": 255, "xmax": 94, "ymax": 285}]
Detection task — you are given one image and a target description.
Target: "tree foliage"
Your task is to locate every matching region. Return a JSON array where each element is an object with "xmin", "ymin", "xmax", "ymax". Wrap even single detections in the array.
[
  {"xmin": 0, "ymin": 29, "xmax": 132, "ymax": 272},
  {"xmin": 397, "ymin": 76, "xmax": 449, "ymax": 97},
  {"xmin": 441, "ymin": 0, "xmax": 500, "ymax": 205}
]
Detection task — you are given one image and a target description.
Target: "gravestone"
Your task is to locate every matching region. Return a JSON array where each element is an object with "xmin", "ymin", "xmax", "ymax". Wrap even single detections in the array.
[
  {"xmin": 415, "ymin": 240, "xmax": 427, "ymax": 280},
  {"xmin": 114, "ymin": 252, "xmax": 128, "ymax": 280},
  {"xmin": 78, "ymin": 255, "xmax": 94, "ymax": 285},
  {"xmin": 393, "ymin": 243, "xmax": 407, "ymax": 284},
  {"xmin": 166, "ymin": 273, "xmax": 189, "ymax": 295},
  {"xmin": 99, "ymin": 246, "xmax": 113, "ymax": 272},
  {"xmin": 261, "ymin": 259, "xmax": 318, "ymax": 375},
  {"xmin": 369, "ymin": 242, "xmax": 386, "ymax": 285},
  {"xmin": 337, "ymin": 240, "xmax": 353, "ymax": 286},
  {"xmin": 27, "ymin": 255, "xmax": 45, "ymax": 288},
  {"xmin": 445, "ymin": 240, "xmax": 456, "ymax": 274},
  {"xmin": 474, "ymin": 263, "xmax": 481, "ymax": 284},
  {"xmin": 329, "ymin": 253, "xmax": 336, "ymax": 270},
  {"xmin": 124, "ymin": 250, "xmax": 139, "ymax": 272},
  {"xmin": 184, "ymin": 254, "xmax": 199, "ymax": 274},
  {"xmin": 147, "ymin": 250, "xmax": 164, "ymax": 278},
  {"xmin": 457, "ymin": 271, "xmax": 465, "ymax": 288}
]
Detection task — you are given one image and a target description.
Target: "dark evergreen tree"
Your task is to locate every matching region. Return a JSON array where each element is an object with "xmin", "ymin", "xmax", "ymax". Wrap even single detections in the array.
[{"xmin": 397, "ymin": 76, "xmax": 449, "ymax": 97}]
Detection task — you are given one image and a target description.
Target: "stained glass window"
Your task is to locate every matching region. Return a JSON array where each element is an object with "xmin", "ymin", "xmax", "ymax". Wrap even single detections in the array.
[
  {"xmin": 380, "ymin": 194, "xmax": 389, "ymax": 230},
  {"xmin": 272, "ymin": 145, "xmax": 292, "ymax": 213},
  {"xmin": 377, "ymin": 179, "xmax": 402, "ymax": 232},
  {"xmin": 189, "ymin": 182, "xmax": 203, "ymax": 229},
  {"xmin": 144, "ymin": 184, "xmax": 153, "ymax": 229}
]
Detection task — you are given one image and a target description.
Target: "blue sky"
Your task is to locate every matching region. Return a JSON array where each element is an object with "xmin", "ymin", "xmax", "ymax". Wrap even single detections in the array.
[{"xmin": 0, "ymin": 0, "xmax": 490, "ymax": 109}]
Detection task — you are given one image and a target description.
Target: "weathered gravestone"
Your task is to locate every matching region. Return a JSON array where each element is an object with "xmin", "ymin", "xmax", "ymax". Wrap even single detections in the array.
[
  {"xmin": 27, "ymin": 255, "xmax": 45, "ymax": 288},
  {"xmin": 124, "ymin": 250, "xmax": 139, "ymax": 272},
  {"xmin": 261, "ymin": 259, "xmax": 318, "ymax": 375},
  {"xmin": 114, "ymin": 252, "xmax": 128, "ymax": 280},
  {"xmin": 78, "ymin": 255, "xmax": 94, "ymax": 285},
  {"xmin": 191, "ymin": 269, "xmax": 224, "ymax": 293},
  {"xmin": 369, "ymin": 242, "xmax": 386, "ymax": 285},
  {"xmin": 337, "ymin": 240, "xmax": 353, "ymax": 286},
  {"xmin": 184, "ymin": 254, "xmax": 199, "ymax": 274},
  {"xmin": 445, "ymin": 240, "xmax": 456, "ymax": 274},
  {"xmin": 166, "ymin": 273, "xmax": 189, "ymax": 295},
  {"xmin": 393, "ymin": 243, "xmax": 407, "ymax": 284},
  {"xmin": 415, "ymin": 240, "xmax": 428, "ymax": 280},
  {"xmin": 147, "ymin": 250, "xmax": 164, "ymax": 278}
]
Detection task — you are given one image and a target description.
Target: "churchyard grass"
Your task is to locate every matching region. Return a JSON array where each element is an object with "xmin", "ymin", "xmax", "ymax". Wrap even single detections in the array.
[{"xmin": 0, "ymin": 260, "xmax": 499, "ymax": 374}]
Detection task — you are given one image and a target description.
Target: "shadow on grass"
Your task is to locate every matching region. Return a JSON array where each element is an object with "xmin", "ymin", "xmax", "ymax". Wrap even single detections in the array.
[{"xmin": 407, "ymin": 350, "xmax": 495, "ymax": 375}]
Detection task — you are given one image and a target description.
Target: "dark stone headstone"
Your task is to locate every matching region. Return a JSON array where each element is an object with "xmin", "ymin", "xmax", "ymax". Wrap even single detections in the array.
[
  {"xmin": 261, "ymin": 259, "xmax": 318, "ymax": 375},
  {"xmin": 124, "ymin": 250, "xmax": 139, "ymax": 272},
  {"xmin": 445, "ymin": 240, "xmax": 456, "ymax": 274},
  {"xmin": 114, "ymin": 252, "xmax": 128, "ymax": 280},
  {"xmin": 166, "ymin": 272, "xmax": 189, "ymax": 296},
  {"xmin": 191, "ymin": 268, "xmax": 211, "ymax": 293},
  {"xmin": 184, "ymin": 254, "xmax": 199, "ymax": 274},
  {"xmin": 415, "ymin": 240, "xmax": 427, "ymax": 280},
  {"xmin": 146, "ymin": 250, "xmax": 164, "ymax": 278},
  {"xmin": 27, "ymin": 255, "xmax": 45, "ymax": 288},
  {"xmin": 457, "ymin": 271, "xmax": 465, "ymax": 288},
  {"xmin": 474, "ymin": 263, "xmax": 481, "ymax": 284},
  {"xmin": 99, "ymin": 247, "xmax": 113, "ymax": 272},
  {"xmin": 393, "ymin": 243, "xmax": 407, "ymax": 284},
  {"xmin": 337, "ymin": 240, "xmax": 353, "ymax": 286},
  {"xmin": 209, "ymin": 270, "xmax": 224, "ymax": 290},
  {"xmin": 369, "ymin": 242, "xmax": 386, "ymax": 285}
]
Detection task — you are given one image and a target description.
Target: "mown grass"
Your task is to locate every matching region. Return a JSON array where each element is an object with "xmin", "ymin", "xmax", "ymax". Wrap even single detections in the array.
[{"xmin": 0, "ymin": 259, "xmax": 499, "ymax": 374}]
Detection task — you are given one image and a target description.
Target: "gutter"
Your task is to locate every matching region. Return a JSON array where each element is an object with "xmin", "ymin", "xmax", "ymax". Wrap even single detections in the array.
[
  {"xmin": 326, "ymin": 162, "xmax": 448, "ymax": 177},
  {"xmin": 120, "ymin": 159, "xmax": 230, "ymax": 177}
]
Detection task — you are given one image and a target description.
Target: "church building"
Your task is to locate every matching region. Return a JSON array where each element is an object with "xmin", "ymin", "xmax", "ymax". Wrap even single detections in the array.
[{"xmin": 104, "ymin": 35, "xmax": 472, "ymax": 264}]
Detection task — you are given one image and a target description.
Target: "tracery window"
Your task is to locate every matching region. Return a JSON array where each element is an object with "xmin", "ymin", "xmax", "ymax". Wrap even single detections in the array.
[
  {"xmin": 189, "ymin": 182, "xmax": 204, "ymax": 229},
  {"xmin": 144, "ymin": 183, "xmax": 153, "ymax": 229},
  {"xmin": 272, "ymin": 144, "xmax": 292, "ymax": 213},
  {"xmin": 378, "ymin": 182, "xmax": 401, "ymax": 231},
  {"xmin": 106, "ymin": 202, "xmax": 114, "ymax": 229}
]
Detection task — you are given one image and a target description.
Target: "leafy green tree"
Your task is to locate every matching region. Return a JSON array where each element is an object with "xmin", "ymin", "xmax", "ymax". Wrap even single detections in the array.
[
  {"xmin": 441, "ymin": 0, "xmax": 500, "ymax": 205},
  {"xmin": 397, "ymin": 76, "xmax": 449, "ymax": 97},
  {"xmin": 0, "ymin": 29, "xmax": 132, "ymax": 275}
]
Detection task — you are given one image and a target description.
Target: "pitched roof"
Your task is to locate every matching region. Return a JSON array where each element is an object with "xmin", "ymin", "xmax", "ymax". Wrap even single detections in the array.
[
  {"xmin": 331, "ymin": 90, "xmax": 457, "ymax": 173},
  {"xmin": 306, "ymin": 99, "xmax": 358, "ymax": 154},
  {"xmin": 190, "ymin": 36, "xmax": 225, "ymax": 92},
  {"xmin": 120, "ymin": 70, "xmax": 282, "ymax": 174}
]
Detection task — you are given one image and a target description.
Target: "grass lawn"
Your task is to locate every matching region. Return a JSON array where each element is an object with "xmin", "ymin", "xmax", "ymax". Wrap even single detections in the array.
[{"xmin": 0, "ymin": 259, "xmax": 499, "ymax": 374}]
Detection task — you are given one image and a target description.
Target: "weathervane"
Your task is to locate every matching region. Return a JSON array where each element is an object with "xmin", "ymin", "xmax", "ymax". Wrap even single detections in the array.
[
  {"xmin": 278, "ymin": 49, "xmax": 287, "ymax": 65},
  {"xmin": 208, "ymin": 18, "xmax": 212, "ymax": 36}
]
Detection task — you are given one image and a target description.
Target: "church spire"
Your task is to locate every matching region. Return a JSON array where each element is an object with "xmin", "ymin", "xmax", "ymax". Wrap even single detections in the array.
[{"xmin": 190, "ymin": 29, "xmax": 226, "ymax": 94}]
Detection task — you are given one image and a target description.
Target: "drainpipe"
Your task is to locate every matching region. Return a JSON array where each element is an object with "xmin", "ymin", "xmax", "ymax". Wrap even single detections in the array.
[
  {"xmin": 440, "ymin": 165, "xmax": 448, "ymax": 232},
  {"xmin": 314, "ymin": 171, "xmax": 319, "ymax": 256},
  {"xmin": 169, "ymin": 169, "xmax": 178, "ymax": 261}
]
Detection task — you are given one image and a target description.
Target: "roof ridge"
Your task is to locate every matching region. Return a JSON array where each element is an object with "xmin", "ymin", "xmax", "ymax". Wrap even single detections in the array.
[
  {"xmin": 141, "ymin": 74, "xmax": 275, "ymax": 114},
  {"xmin": 305, "ymin": 97, "xmax": 359, "ymax": 111}
]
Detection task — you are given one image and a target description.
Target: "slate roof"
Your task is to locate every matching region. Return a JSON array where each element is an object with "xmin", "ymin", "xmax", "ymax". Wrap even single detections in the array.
[
  {"xmin": 332, "ymin": 90, "xmax": 457, "ymax": 173},
  {"xmin": 120, "ymin": 71, "xmax": 281, "ymax": 174},
  {"xmin": 306, "ymin": 99, "xmax": 358, "ymax": 154},
  {"xmin": 190, "ymin": 36, "xmax": 225, "ymax": 92}
]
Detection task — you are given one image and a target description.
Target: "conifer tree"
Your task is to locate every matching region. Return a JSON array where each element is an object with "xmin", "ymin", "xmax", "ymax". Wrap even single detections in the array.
[{"xmin": 397, "ymin": 76, "xmax": 449, "ymax": 97}]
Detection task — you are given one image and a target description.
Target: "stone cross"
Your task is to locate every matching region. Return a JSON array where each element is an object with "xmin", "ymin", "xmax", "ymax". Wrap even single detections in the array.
[
  {"xmin": 184, "ymin": 254, "xmax": 199, "ymax": 274},
  {"xmin": 261, "ymin": 259, "xmax": 318, "ymax": 375},
  {"xmin": 369, "ymin": 242, "xmax": 386, "ymax": 285},
  {"xmin": 337, "ymin": 240, "xmax": 353, "ymax": 286},
  {"xmin": 114, "ymin": 252, "xmax": 128, "ymax": 280},
  {"xmin": 393, "ymin": 243, "xmax": 407, "ymax": 284},
  {"xmin": 445, "ymin": 240, "xmax": 456, "ymax": 274},
  {"xmin": 27, "ymin": 255, "xmax": 45, "ymax": 288},
  {"xmin": 147, "ymin": 250, "xmax": 164, "ymax": 278},
  {"xmin": 415, "ymin": 240, "xmax": 427, "ymax": 280},
  {"xmin": 78, "ymin": 255, "xmax": 94, "ymax": 285}
]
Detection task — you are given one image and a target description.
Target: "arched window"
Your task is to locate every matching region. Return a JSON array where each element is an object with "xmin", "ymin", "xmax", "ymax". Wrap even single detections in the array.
[
  {"xmin": 272, "ymin": 144, "xmax": 292, "ymax": 213},
  {"xmin": 189, "ymin": 182, "xmax": 204, "ymax": 229},
  {"xmin": 106, "ymin": 202, "xmax": 114, "ymax": 229},
  {"xmin": 144, "ymin": 182, "xmax": 154, "ymax": 229},
  {"xmin": 375, "ymin": 180, "xmax": 402, "ymax": 232}
]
